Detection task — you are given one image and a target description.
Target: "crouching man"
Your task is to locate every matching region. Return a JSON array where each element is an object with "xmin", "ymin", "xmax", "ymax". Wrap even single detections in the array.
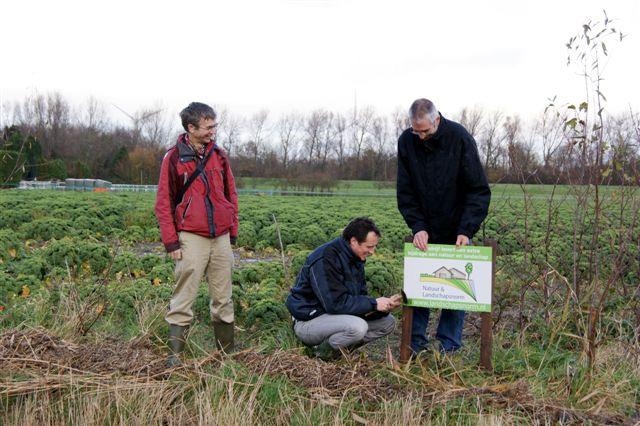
[{"xmin": 285, "ymin": 217, "xmax": 401, "ymax": 359}]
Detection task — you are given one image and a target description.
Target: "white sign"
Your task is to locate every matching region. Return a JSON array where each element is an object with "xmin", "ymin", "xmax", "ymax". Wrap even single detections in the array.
[{"xmin": 403, "ymin": 243, "xmax": 492, "ymax": 312}]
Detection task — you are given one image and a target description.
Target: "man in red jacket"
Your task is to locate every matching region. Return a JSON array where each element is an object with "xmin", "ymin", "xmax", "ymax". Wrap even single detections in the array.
[{"xmin": 155, "ymin": 102, "xmax": 238, "ymax": 366}]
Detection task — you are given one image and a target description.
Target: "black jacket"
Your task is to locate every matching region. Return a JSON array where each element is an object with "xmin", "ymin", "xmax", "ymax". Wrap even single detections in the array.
[
  {"xmin": 396, "ymin": 114, "xmax": 490, "ymax": 244},
  {"xmin": 285, "ymin": 237, "xmax": 383, "ymax": 321}
]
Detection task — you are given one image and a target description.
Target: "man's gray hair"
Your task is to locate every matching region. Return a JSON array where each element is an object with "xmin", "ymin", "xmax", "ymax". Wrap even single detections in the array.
[{"xmin": 409, "ymin": 98, "xmax": 438, "ymax": 123}]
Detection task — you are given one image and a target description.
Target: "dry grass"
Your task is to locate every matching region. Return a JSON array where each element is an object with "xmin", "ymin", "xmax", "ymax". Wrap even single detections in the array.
[
  {"xmin": 0, "ymin": 328, "xmax": 635, "ymax": 425},
  {"xmin": 0, "ymin": 328, "xmax": 167, "ymax": 377}
]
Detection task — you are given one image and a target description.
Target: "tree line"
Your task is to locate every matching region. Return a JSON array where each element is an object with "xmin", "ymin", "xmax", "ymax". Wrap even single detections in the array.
[{"xmin": 1, "ymin": 92, "xmax": 639, "ymax": 187}]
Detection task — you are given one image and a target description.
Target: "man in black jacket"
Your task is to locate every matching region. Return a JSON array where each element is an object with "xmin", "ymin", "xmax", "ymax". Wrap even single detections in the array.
[
  {"xmin": 397, "ymin": 98, "xmax": 490, "ymax": 354},
  {"xmin": 286, "ymin": 217, "xmax": 401, "ymax": 359}
]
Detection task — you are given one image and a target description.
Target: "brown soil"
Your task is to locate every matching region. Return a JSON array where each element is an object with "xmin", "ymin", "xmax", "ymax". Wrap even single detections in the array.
[
  {"xmin": 0, "ymin": 329, "xmax": 167, "ymax": 377},
  {"xmin": 129, "ymin": 244, "xmax": 281, "ymax": 268},
  {"xmin": 130, "ymin": 242, "xmax": 164, "ymax": 257}
]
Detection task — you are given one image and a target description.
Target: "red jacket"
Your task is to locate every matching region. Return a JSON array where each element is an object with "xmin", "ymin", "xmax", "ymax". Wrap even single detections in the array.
[{"xmin": 155, "ymin": 134, "xmax": 238, "ymax": 252}]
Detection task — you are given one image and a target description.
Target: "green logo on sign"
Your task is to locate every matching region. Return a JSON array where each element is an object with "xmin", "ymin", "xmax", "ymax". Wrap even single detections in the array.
[{"xmin": 419, "ymin": 265, "xmax": 477, "ymax": 301}]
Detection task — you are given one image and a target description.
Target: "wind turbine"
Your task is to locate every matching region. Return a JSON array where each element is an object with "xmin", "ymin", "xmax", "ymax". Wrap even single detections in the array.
[
  {"xmin": 112, "ymin": 103, "xmax": 163, "ymax": 142},
  {"xmin": 111, "ymin": 104, "xmax": 163, "ymax": 185}
]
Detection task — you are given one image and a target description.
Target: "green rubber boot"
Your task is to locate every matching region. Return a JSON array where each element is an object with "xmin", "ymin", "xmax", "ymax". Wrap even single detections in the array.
[
  {"xmin": 213, "ymin": 321, "xmax": 235, "ymax": 353},
  {"xmin": 167, "ymin": 324, "xmax": 187, "ymax": 367}
]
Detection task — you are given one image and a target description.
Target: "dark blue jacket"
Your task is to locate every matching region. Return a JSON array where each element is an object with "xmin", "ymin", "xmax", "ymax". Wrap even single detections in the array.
[
  {"xmin": 397, "ymin": 114, "xmax": 490, "ymax": 244},
  {"xmin": 286, "ymin": 237, "xmax": 379, "ymax": 321}
]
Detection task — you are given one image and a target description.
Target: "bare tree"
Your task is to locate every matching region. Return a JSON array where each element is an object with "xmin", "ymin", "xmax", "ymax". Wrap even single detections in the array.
[
  {"xmin": 18, "ymin": 94, "xmax": 49, "ymax": 158},
  {"xmin": 538, "ymin": 108, "xmax": 567, "ymax": 170},
  {"xmin": 458, "ymin": 106, "xmax": 484, "ymax": 139},
  {"xmin": 6, "ymin": 87, "xmax": 639, "ymax": 187},
  {"xmin": 81, "ymin": 96, "xmax": 108, "ymax": 132},
  {"xmin": 303, "ymin": 109, "xmax": 327, "ymax": 163},
  {"xmin": 507, "ymin": 116, "xmax": 540, "ymax": 181},
  {"xmin": 21, "ymin": 93, "xmax": 47, "ymax": 129},
  {"xmin": 0, "ymin": 100, "xmax": 12, "ymax": 130},
  {"xmin": 391, "ymin": 106, "xmax": 409, "ymax": 140},
  {"xmin": 216, "ymin": 106, "xmax": 243, "ymax": 157},
  {"xmin": 504, "ymin": 116, "xmax": 521, "ymax": 171},
  {"xmin": 332, "ymin": 113, "xmax": 348, "ymax": 167},
  {"xmin": 479, "ymin": 110, "xmax": 506, "ymax": 174},
  {"xmin": 606, "ymin": 111, "xmax": 640, "ymax": 184},
  {"xmin": 6, "ymin": 101, "xmax": 23, "ymax": 127},
  {"xmin": 350, "ymin": 105, "xmax": 375, "ymax": 161},
  {"xmin": 318, "ymin": 111, "xmax": 336, "ymax": 167},
  {"xmin": 276, "ymin": 112, "xmax": 301, "ymax": 170},
  {"xmin": 46, "ymin": 92, "xmax": 71, "ymax": 135},
  {"xmin": 245, "ymin": 109, "xmax": 270, "ymax": 171},
  {"xmin": 369, "ymin": 114, "xmax": 392, "ymax": 180}
]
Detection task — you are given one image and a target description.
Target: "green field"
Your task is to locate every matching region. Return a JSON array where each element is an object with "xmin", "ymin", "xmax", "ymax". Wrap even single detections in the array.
[
  {"xmin": 0, "ymin": 189, "xmax": 638, "ymax": 424},
  {"xmin": 239, "ymin": 178, "xmax": 635, "ymax": 200}
]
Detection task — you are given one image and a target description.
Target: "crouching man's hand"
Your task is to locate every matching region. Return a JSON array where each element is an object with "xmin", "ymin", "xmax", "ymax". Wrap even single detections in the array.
[
  {"xmin": 376, "ymin": 295, "xmax": 403, "ymax": 313},
  {"xmin": 375, "ymin": 297, "xmax": 393, "ymax": 312},
  {"xmin": 389, "ymin": 294, "xmax": 403, "ymax": 309}
]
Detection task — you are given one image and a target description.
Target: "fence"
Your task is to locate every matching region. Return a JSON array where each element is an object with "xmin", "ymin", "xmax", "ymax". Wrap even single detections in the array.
[
  {"xmin": 16, "ymin": 180, "xmax": 155, "ymax": 193},
  {"xmin": 14, "ymin": 180, "xmax": 396, "ymax": 197}
]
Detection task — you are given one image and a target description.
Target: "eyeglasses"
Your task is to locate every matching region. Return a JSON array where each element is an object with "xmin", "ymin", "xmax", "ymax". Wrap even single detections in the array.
[
  {"xmin": 410, "ymin": 127, "xmax": 432, "ymax": 137},
  {"xmin": 198, "ymin": 123, "xmax": 219, "ymax": 131}
]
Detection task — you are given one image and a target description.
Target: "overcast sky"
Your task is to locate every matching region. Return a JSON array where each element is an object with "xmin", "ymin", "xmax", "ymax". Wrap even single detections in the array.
[{"xmin": 1, "ymin": 0, "xmax": 639, "ymax": 124}]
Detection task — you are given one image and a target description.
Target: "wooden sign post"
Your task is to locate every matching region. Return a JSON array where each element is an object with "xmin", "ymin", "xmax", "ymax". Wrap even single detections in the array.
[{"xmin": 399, "ymin": 238, "xmax": 496, "ymax": 372}]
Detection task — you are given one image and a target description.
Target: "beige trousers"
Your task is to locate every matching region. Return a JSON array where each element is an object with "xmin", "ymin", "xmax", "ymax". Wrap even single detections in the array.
[{"xmin": 166, "ymin": 231, "xmax": 234, "ymax": 326}]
